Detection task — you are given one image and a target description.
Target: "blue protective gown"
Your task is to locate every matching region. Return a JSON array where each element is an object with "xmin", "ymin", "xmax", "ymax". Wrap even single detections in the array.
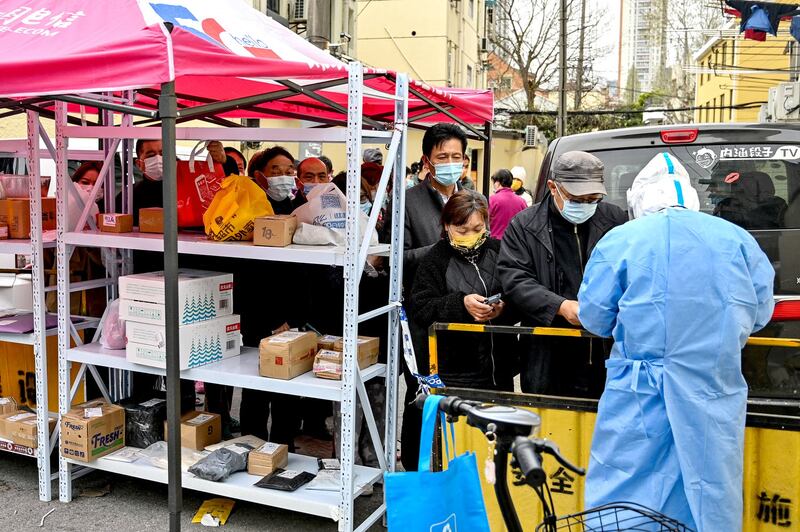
[{"xmin": 578, "ymin": 208, "xmax": 774, "ymax": 532}]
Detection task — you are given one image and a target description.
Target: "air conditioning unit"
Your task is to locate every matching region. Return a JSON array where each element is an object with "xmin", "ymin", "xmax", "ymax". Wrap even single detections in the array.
[
  {"xmin": 290, "ymin": 0, "xmax": 307, "ymax": 21},
  {"xmin": 780, "ymin": 81, "xmax": 800, "ymax": 120},
  {"xmin": 524, "ymin": 125, "xmax": 538, "ymax": 148},
  {"xmin": 765, "ymin": 87, "xmax": 779, "ymax": 122}
]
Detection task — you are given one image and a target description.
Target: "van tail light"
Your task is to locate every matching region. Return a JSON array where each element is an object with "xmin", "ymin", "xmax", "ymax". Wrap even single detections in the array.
[
  {"xmin": 772, "ymin": 300, "xmax": 800, "ymax": 321},
  {"xmin": 660, "ymin": 129, "xmax": 698, "ymax": 144}
]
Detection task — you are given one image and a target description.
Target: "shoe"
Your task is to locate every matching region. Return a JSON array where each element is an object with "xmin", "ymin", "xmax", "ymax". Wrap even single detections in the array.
[{"xmin": 229, "ymin": 418, "xmax": 241, "ymax": 433}]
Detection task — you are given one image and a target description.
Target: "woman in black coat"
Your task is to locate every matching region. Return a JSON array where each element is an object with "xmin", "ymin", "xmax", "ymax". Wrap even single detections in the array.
[{"xmin": 410, "ymin": 190, "xmax": 518, "ymax": 391}]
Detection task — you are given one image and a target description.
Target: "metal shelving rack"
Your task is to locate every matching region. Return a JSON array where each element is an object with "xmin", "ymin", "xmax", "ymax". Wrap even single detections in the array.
[
  {"xmin": 54, "ymin": 63, "xmax": 408, "ymax": 531},
  {"xmin": 0, "ymin": 130, "xmax": 104, "ymax": 502}
]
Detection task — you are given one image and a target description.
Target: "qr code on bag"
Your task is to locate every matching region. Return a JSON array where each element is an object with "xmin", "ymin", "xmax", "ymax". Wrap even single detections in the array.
[{"xmin": 321, "ymin": 194, "xmax": 342, "ymax": 210}]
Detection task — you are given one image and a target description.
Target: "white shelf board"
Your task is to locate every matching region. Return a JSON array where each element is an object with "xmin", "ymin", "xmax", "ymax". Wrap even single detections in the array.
[
  {"xmin": 64, "ymin": 230, "xmax": 389, "ymax": 265},
  {"xmin": 66, "ymin": 344, "xmax": 386, "ymax": 401},
  {"xmin": 66, "ymin": 451, "xmax": 381, "ymax": 520},
  {"xmin": 0, "ymin": 239, "xmax": 55, "ymax": 254},
  {"xmin": 0, "ymin": 316, "xmax": 99, "ymax": 346}
]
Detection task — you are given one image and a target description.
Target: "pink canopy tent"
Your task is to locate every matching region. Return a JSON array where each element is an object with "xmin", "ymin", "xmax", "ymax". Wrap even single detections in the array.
[{"xmin": 0, "ymin": 0, "xmax": 493, "ymax": 128}]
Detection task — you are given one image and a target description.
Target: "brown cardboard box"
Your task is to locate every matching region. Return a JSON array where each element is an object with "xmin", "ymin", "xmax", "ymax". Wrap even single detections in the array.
[
  {"xmin": 164, "ymin": 411, "xmax": 221, "ymax": 451},
  {"xmin": 96, "ymin": 213, "xmax": 133, "ymax": 233},
  {"xmin": 0, "ymin": 198, "xmax": 56, "ymax": 238},
  {"xmin": 139, "ymin": 207, "xmax": 164, "ymax": 234},
  {"xmin": 313, "ymin": 348, "xmax": 378, "ymax": 380},
  {"xmin": 0, "ymin": 397, "xmax": 17, "ymax": 415},
  {"xmin": 259, "ymin": 331, "xmax": 318, "ymax": 380},
  {"xmin": 61, "ymin": 400, "xmax": 125, "ymax": 462},
  {"xmin": 0, "ymin": 411, "xmax": 33, "ymax": 441},
  {"xmin": 247, "ymin": 442, "xmax": 289, "ymax": 476},
  {"xmin": 253, "ymin": 215, "xmax": 297, "ymax": 247},
  {"xmin": 333, "ymin": 336, "xmax": 380, "ymax": 365},
  {"xmin": 317, "ymin": 335, "xmax": 341, "ymax": 351},
  {"xmin": 4, "ymin": 413, "xmax": 56, "ymax": 448}
]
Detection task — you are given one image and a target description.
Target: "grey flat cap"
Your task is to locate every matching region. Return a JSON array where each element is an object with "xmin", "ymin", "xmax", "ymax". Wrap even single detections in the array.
[{"xmin": 553, "ymin": 151, "xmax": 607, "ymax": 196}]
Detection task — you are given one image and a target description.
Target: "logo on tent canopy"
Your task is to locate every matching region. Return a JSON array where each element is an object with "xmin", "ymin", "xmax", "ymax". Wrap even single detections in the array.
[{"xmin": 149, "ymin": 2, "xmax": 279, "ymax": 59}]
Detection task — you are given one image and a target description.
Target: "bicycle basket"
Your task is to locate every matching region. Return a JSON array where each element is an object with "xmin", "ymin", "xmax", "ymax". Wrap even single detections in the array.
[{"xmin": 535, "ymin": 502, "xmax": 695, "ymax": 532}]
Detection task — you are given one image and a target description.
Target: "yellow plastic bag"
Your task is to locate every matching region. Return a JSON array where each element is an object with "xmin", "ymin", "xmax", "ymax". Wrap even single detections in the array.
[{"xmin": 203, "ymin": 174, "xmax": 273, "ymax": 241}]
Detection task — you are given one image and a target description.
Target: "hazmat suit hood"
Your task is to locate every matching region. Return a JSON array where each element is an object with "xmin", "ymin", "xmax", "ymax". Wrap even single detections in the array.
[{"xmin": 626, "ymin": 152, "xmax": 700, "ymax": 219}]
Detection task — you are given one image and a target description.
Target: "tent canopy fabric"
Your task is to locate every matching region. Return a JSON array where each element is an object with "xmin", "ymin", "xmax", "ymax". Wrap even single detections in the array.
[{"xmin": 1, "ymin": 0, "xmax": 493, "ymax": 125}]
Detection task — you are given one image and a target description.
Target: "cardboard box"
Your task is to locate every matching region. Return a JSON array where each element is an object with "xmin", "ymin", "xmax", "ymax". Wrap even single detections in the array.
[
  {"xmin": 317, "ymin": 335, "xmax": 341, "ymax": 351},
  {"xmin": 0, "ymin": 397, "xmax": 17, "ymax": 415},
  {"xmin": 0, "ymin": 411, "xmax": 33, "ymax": 440},
  {"xmin": 96, "ymin": 213, "xmax": 133, "ymax": 233},
  {"xmin": 253, "ymin": 215, "xmax": 297, "ymax": 247},
  {"xmin": 2, "ymin": 413, "xmax": 56, "ymax": 448},
  {"xmin": 60, "ymin": 400, "xmax": 125, "ymax": 462},
  {"xmin": 313, "ymin": 348, "xmax": 379, "ymax": 380},
  {"xmin": 259, "ymin": 331, "xmax": 318, "ymax": 380},
  {"xmin": 333, "ymin": 336, "xmax": 380, "ymax": 363},
  {"xmin": 119, "ymin": 269, "xmax": 233, "ymax": 325},
  {"xmin": 247, "ymin": 442, "xmax": 289, "ymax": 476},
  {"xmin": 0, "ymin": 198, "xmax": 56, "ymax": 238},
  {"xmin": 139, "ymin": 207, "xmax": 164, "ymax": 234},
  {"xmin": 164, "ymin": 411, "xmax": 221, "ymax": 451},
  {"xmin": 0, "ymin": 272, "xmax": 32, "ymax": 310},
  {"xmin": 126, "ymin": 314, "xmax": 241, "ymax": 370}
]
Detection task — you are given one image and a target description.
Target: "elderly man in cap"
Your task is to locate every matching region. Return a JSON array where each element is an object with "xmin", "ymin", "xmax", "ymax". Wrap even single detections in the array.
[{"xmin": 498, "ymin": 151, "xmax": 627, "ymax": 397}]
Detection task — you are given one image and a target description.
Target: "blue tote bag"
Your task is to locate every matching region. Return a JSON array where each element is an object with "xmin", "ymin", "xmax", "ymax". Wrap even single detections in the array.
[{"xmin": 384, "ymin": 395, "xmax": 490, "ymax": 532}]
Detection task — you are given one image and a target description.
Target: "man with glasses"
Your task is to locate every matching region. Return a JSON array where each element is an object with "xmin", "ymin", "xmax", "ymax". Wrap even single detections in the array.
[{"xmin": 498, "ymin": 151, "xmax": 627, "ymax": 397}]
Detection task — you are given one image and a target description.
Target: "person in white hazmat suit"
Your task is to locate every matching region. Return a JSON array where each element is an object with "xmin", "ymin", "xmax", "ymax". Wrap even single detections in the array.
[{"xmin": 578, "ymin": 152, "xmax": 775, "ymax": 531}]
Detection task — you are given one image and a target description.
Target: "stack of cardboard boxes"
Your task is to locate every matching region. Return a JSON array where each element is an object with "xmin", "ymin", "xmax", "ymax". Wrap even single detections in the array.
[
  {"xmin": 119, "ymin": 269, "xmax": 242, "ymax": 370},
  {"xmin": 0, "ymin": 397, "xmax": 56, "ymax": 451},
  {"xmin": 259, "ymin": 331, "xmax": 380, "ymax": 381}
]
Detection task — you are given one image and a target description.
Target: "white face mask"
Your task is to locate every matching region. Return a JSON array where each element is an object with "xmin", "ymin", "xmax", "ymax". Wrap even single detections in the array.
[
  {"xmin": 77, "ymin": 183, "xmax": 103, "ymax": 203},
  {"xmin": 266, "ymin": 175, "xmax": 296, "ymax": 202},
  {"xmin": 143, "ymin": 155, "xmax": 163, "ymax": 181}
]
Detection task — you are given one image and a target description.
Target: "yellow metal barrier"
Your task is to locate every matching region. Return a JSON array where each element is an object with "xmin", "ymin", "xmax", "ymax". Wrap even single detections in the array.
[{"xmin": 429, "ymin": 323, "xmax": 800, "ymax": 531}]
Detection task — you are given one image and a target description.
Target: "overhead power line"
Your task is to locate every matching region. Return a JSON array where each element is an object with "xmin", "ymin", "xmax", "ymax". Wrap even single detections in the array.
[{"xmin": 497, "ymin": 101, "xmax": 766, "ymax": 116}]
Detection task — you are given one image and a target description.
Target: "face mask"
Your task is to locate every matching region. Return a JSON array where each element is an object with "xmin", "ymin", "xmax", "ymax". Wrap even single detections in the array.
[
  {"xmin": 303, "ymin": 183, "xmax": 318, "ymax": 195},
  {"xmin": 77, "ymin": 183, "xmax": 103, "ymax": 203},
  {"xmin": 448, "ymin": 230, "xmax": 488, "ymax": 253},
  {"xmin": 360, "ymin": 200, "xmax": 373, "ymax": 215},
  {"xmin": 432, "ymin": 162, "xmax": 463, "ymax": 187},
  {"xmin": 143, "ymin": 155, "xmax": 163, "ymax": 181},
  {"xmin": 555, "ymin": 184, "xmax": 598, "ymax": 225},
  {"xmin": 266, "ymin": 175, "xmax": 296, "ymax": 202}
]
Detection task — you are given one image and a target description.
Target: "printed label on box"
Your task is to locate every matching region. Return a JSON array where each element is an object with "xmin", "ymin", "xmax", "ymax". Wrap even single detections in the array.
[
  {"xmin": 257, "ymin": 442, "xmax": 281, "ymax": 454},
  {"xmin": 139, "ymin": 398, "xmax": 166, "ymax": 408},
  {"xmin": 186, "ymin": 414, "xmax": 215, "ymax": 426},
  {"xmin": 278, "ymin": 470, "xmax": 301, "ymax": 479},
  {"xmin": 102, "ymin": 214, "xmax": 116, "ymax": 226},
  {"xmin": 8, "ymin": 413, "xmax": 35, "ymax": 422},
  {"xmin": 268, "ymin": 331, "xmax": 306, "ymax": 344}
]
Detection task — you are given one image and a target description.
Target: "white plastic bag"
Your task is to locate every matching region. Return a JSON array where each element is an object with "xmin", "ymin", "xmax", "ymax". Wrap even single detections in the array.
[
  {"xmin": 100, "ymin": 299, "xmax": 126, "ymax": 350},
  {"xmin": 291, "ymin": 183, "xmax": 378, "ymax": 246}
]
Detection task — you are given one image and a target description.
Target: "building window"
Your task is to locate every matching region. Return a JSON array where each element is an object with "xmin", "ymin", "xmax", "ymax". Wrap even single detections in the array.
[
  {"xmin": 720, "ymin": 93, "xmax": 725, "ymax": 121},
  {"xmin": 712, "ymin": 97, "xmax": 717, "ymax": 122},
  {"xmin": 467, "ymin": 65, "xmax": 474, "ymax": 88},
  {"xmin": 267, "ymin": 0, "xmax": 280, "ymax": 13},
  {"xmin": 469, "ymin": 0, "xmax": 475, "ymax": 18},
  {"xmin": 729, "ymin": 89, "xmax": 734, "ymax": 120},
  {"xmin": 721, "ymin": 42, "xmax": 727, "ymax": 67}
]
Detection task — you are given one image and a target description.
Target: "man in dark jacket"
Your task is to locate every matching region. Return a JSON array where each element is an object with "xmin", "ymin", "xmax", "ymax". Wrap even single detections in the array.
[
  {"xmin": 498, "ymin": 151, "xmax": 627, "ymax": 398},
  {"xmin": 400, "ymin": 122, "xmax": 467, "ymax": 470}
]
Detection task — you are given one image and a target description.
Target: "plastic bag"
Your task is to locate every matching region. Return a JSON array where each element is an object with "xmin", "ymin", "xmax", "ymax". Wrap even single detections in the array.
[
  {"xmin": 177, "ymin": 141, "xmax": 227, "ymax": 228},
  {"xmin": 139, "ymin": 441, "xmax": 208, "ymax": 471},
  {"xmin": 291, "ymin": 183, "xmax": 378, "ymax": 246},
  {"xmin": 255, "ymin": 468, "xmax": 316, "ymax": 491},
  {"xmin": 203, "ymin": 174, "xmax": 273, "ymax": 241},
  {"xmin": 119, "ymin": 398, "xmax": 166, "ymax": 448},
  {"xmin": 100, "ymin": 299, "xmax": 126, "ymax": 350},
  {"xmin": 188, "ymin": 444, "xmax": 253, "ymax": 482}
]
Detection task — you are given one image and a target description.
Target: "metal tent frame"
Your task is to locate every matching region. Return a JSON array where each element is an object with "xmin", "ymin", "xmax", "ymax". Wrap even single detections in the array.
[{"xmin": 1, "ymin": 57, "xmax": 491, "ymax": 529}]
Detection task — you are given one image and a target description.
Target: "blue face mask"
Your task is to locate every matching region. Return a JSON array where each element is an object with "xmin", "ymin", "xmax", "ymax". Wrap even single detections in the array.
[
  {"xmin": 303, "ymin": 183, "xmax": 317, "ymax": 195},
  {"xmin": 432, "ymin": 162, "xmax": 463, "ymax": 187},
  {"xmin": 360, "ymin": 200, "xmax": 373, "ymax": 215},
  {"xmin": 555, "ymin": 184, "xmax": 598, "ymax": 225}
]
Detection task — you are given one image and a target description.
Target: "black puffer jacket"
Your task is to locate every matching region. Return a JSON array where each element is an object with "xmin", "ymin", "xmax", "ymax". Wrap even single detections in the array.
[
  {"xmin": 411, "ymin": 238, "xmax": 518, "ymax": 390},
  {"xmin": 498, "ymin": 194, "xmax": 627, "ymax": 397}
]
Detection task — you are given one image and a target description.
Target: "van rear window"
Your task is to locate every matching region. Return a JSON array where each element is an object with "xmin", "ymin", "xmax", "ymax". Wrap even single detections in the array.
[{"xmin": 592, "ymin": 144, "xmax": 800, "ymax": 231}]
